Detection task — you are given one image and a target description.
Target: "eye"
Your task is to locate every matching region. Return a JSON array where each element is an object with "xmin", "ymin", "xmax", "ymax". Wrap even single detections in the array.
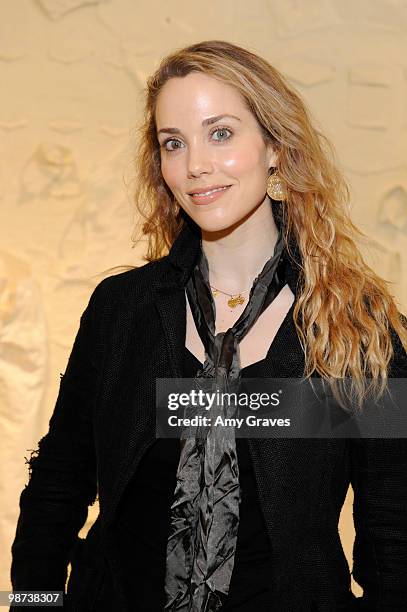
[
  {"xmin": 211, "ymin": 126, "xmax": 232, "ymax": 141},
  {"xmin": 162, "ymin": 138, "xmax": 183, "ymax": 152}
]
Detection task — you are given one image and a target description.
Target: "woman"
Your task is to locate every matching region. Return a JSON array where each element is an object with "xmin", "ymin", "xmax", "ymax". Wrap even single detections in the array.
[{"xmin": 11, "ymin": 40, "xmax": 407, "ymax": 612}]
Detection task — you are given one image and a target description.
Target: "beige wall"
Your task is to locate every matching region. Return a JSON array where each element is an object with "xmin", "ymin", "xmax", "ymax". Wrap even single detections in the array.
[{"xmin": 2, "ymin": 0, "xmax": 407, "ymax": 596}]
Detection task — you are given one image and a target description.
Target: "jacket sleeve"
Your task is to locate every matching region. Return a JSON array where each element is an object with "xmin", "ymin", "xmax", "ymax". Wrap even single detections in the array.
[
  {"xmin": 350, "ymin": 323, "xmax": 407, "ymax": 611},
  {"xmin": 10, "ymin": 281, "xmax": 106, "ymax": 593}
]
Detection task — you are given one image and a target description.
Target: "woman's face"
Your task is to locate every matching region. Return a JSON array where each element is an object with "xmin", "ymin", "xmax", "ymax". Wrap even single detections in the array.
[{"xmin": 155, "ymin": 72, "xmax": 277, "ymax": 233}]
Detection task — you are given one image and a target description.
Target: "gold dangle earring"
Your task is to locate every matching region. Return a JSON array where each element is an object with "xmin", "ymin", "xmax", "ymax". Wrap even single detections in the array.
[{"xmin": 266, "ymin": 168, "xmax": 287, "ymax": 201}]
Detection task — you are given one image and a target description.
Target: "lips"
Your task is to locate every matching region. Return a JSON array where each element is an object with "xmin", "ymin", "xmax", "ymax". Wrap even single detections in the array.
[
  {"xmin": 188, "ymin": 185, "xmax": 231, "ymax": 196},
  {"xmin": 188, "ymin": 185, "xmax": 232, "ymax": 205}
]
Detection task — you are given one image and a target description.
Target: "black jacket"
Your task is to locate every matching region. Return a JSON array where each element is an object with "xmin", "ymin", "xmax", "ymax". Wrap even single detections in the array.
[{"xmin": 10, "ymin": 217, "xmax": 407, "ymax": 612}]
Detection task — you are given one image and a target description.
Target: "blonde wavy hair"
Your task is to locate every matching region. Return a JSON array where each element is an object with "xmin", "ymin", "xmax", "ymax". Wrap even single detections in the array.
[{"xmin": 118, "ymin": 39, "xmax": 407, "ymax": 410}]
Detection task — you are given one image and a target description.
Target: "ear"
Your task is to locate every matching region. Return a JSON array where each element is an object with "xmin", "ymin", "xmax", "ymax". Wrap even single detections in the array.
[{"xmin": 266, "ymin": 141, "xmax": 278, "ymax": 169}]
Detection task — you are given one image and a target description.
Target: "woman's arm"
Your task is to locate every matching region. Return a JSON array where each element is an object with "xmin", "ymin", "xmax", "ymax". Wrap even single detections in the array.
[
  {"xmin": 10, "ymin": 282, "xmax": 105, "ymax": 592},
  {"xmin": 350, "ymin": 325, "xmax": 407, "ymax": 611}
]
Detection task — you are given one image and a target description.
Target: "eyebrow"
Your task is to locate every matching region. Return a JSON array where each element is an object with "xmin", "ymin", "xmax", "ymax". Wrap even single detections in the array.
[{"xmin": 157, "ymin": 114, "xmax": 241, "ymax": 136}]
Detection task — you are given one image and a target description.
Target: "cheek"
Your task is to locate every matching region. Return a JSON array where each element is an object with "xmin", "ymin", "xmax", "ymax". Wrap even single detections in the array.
[
  {"xmin": 221, "ymin": 145, "xmax": 264, "ymax": 176},
  {"xmin": 161, "ymin": 159, "xmax": 182, "ymax": 190}
]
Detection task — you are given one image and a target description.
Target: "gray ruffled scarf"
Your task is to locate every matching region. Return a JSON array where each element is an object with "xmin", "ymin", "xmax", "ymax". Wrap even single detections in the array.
[{"xmin": 164, "ymin": 229, "xmax": 286, "ymax": 611}]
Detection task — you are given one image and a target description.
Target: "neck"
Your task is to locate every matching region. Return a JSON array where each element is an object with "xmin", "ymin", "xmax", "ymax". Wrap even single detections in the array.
[{"xmin": 201, "ymin": 194, "xmax": 280, "ymax": 294}]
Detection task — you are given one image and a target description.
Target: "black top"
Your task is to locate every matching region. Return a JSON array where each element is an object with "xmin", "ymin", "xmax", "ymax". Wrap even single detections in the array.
[{"xmin": 114, "ymin": 345, "xmax": 274, "ymax": 611}]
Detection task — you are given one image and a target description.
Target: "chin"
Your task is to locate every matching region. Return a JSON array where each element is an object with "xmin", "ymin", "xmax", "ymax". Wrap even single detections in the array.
[{"xmin": 193, "ymin": 216, "xmax": 242, "ymax": 235}]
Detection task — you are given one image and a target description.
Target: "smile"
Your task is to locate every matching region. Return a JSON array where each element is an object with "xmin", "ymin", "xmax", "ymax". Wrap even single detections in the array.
[
  {"xmin": 189, "ymin": 185, "xmax": 232, "ymax": 205},
  {"xmin": 191, "ymin": 186, "xmax": 230, "ymax": 196}
]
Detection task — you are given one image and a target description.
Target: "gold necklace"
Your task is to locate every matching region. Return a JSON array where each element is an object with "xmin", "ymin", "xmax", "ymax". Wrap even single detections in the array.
[{"xmin": 209, "ymin": 284, "xmax": 251, "ymax": 308}]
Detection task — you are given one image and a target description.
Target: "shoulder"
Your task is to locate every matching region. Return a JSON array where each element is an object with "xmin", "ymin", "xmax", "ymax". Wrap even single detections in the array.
[{"xmin": 86, "ymin": 257, "xmax": 169, "ymax": 314}]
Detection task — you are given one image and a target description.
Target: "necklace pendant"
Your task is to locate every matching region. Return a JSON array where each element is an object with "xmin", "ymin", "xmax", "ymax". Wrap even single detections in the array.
[{"xmin": 227, "ymin": 294, "xmax": 245, "ymax": 308}]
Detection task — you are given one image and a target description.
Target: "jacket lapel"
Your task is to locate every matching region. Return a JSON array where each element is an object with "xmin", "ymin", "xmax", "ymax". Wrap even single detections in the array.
[
  {"xmin": 102, "ymin": 219, "xmax": 202, "ymax": 528},
  {"xmin": 153, "ymin": 215, "xmax": 203, "ymax": 378}
]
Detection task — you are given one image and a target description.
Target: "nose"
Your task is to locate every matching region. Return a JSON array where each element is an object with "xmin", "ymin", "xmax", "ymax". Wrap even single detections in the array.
[{"xmin": 187, "ymin": 142, "xmax": 213, "ymax": 178}]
